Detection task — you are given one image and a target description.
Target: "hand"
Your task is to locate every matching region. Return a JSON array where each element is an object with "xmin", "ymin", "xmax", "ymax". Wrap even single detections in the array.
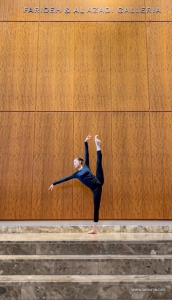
[
  {"xmin": 85, "ymin": 134, "xmax": 91, "ymax": 142},
  {"xmin": 48, "ymin": 184, "xmax": 54, "ymax": 191}
]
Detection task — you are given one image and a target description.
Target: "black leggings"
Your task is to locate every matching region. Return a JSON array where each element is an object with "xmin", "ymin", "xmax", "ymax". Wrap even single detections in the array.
[{"xmin": 93, "ymin": 150, "xmax": 104, "ymax": 222}]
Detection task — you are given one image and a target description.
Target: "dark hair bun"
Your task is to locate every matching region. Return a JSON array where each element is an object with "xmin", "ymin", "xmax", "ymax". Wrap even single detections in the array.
[{"xmin": 78, "ymin": 157, "xmax": 84, "ymax": 162}]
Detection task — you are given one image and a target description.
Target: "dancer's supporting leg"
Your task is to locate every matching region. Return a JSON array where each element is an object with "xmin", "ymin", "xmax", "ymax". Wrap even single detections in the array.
[{"xmin": 87, "ymin": 135, "xmax": 104, "ymax": 234}]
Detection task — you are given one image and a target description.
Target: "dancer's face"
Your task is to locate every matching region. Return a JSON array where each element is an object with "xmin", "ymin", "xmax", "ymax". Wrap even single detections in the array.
[{"xmin": 73, "ymin": 158, "xmax": 82, "ymax": 169}]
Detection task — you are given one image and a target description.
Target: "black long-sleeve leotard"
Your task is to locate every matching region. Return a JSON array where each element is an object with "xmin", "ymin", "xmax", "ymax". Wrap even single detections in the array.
[{"xmin": 53, "ymin": 142, "xmax": 101, "ymax": 192}]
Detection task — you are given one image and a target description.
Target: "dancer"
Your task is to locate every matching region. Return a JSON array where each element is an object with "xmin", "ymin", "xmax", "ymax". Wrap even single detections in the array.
[{"xmin": 48, "ymin": 134, "xmax": 104, "ymax": 234}]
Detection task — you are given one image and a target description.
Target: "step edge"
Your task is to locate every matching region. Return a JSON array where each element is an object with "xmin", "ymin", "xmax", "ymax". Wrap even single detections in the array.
[
  {"xmin": 0, "ymin": 274, "xmax": 172, "ymax": 282},
  {"xmin": 0, "ymin": 254, "xmax": 172, "ymax": 259}
]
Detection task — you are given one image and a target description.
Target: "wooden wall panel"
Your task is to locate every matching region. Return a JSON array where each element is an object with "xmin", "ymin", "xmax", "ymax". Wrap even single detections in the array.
[
  {"xmin": 74, "ymin": 23, "xmax": 111, "ymax": 111},
  {"xmin": 31, "ymin": 113, "xmax": 73, "ymax": 219},
  {"xmin": 1, "ymin": 22, "xmax": 38, "ymax": 111},
  {"xmin": 0, "ymin": 113, "xmax": 34, "ymax": 219},
  {"xmin": 0, "ymin": 24, "xmax": 2, "ymax": 78},
  {"xmin": 36, "ymin": 23, "xmax": 74, "ymax": 111},
  {"xmin": 73, "ymin": 113, "xmax": 113, "ymax": 220},
  {"xmin": 146, "ymin": 0, "xmax": 172, "ymax": 21},
  {"xmin": 112, "ymin": 113, "xmax": 154, "ymax": 219},
  {"xmin": 2, "ymin": 1, "xmax": 172, "ymax": 220},
  {"xmin": 151, "ymin": 113, "xmax": 172, "ymax": 219},
  {"xmin": 111, "ymin": 22, "xmax": 149, "ymax": 111},
  {"xmin": 147, "ymin": 22, "xmax": 172, "ymax": 111},
  {"xmin": 4, "ymin": 0, "xmax": 40, "ymax": 21},
  {"xmin": 0, "ymin": 0, "xmax": 4, "ymax": 20}
]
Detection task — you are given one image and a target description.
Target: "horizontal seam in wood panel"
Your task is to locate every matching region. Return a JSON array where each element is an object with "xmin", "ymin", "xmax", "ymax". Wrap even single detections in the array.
[
  {"xmin": 25, "ymin": 111, "xmax": 151, "ymax": 113},
  {"xmin": 1, "ymin": 218, "xmax": 171, "ymax": 221},
  {"xmin": 3, "ymin": 20, "xmax": 171, "ymax": 23},
  {"xmin": 3, "ymin": 111, "xmax": 172, "ymax": 113}
]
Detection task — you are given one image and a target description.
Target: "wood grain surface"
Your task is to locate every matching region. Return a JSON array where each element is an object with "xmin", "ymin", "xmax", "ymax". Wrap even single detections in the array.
[
  {"xmin": 112, "ymin": 113, "xmax": 154, "ymax": 219},
  {"xmin": 147, "ymin": 22, "xmax": 172, "ymax": 111},
  {"xmin": 146, "ymin": 0, "xmax": 172, "ymax": 21},
  {"xmin": 3, "ymin": 0, "xmax": 40, "ymax": 21},
  {"xmin": 36, "ymin": 22, "xmax": 74, "ymax": 111},
  {"xmin": 111, "ymin": 22, "xmax": 149, "ymax": 111},
  {"xmin": 31, "ymin": 113, "xmax": 73, "ymax": 219},
  {"xmin": 1, "ymin": 22, "xmax": 38, "ymax": 111},
  {"xmin": 0, "ymin": 113, "xmax": 34, "ymax": 219},
  {"xmin": 74, "ymin": 23, "xmax": 111, "ymax": 112},
  {"xmin": 150, "ymin": 113, "xmax": 172, "ymax": 219},
  {"xmin": 0, "ymin": 0, "xmax": 4, "ymax": 21}
]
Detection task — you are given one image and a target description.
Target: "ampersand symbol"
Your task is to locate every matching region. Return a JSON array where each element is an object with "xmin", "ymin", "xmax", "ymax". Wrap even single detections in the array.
[{"xmin": 64, "ymin": 7, "xmax": 70, "ymax": 13}]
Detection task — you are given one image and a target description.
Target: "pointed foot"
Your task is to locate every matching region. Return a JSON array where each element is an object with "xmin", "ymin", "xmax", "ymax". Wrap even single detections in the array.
[{"xmin": 87, "ymin": 230, "xmax": 97, "ymax": 234}]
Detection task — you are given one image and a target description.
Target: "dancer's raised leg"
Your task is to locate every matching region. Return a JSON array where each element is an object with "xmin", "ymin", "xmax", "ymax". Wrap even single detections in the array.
[
  {"xmin": 87, "ymin": 135, "xmax": 103, "ymax": 234},
  {"xmin": 95, "ymin": 135, "xmax": 104, "ymax": 185}
]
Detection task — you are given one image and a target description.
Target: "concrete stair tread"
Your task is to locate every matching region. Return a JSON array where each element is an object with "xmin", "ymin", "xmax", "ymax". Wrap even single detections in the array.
[
  {"xmin": 0, "ymin": 232, "xmax": 172, "ymax": 242},
  {"xmin": 0, "ymin": 274, "xmax": 172, "ymax": 282}
]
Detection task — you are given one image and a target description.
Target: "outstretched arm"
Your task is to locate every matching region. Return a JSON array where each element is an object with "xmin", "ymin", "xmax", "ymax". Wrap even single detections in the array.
[
  {"xmin": 84, "ymin": 134, "xmax": 91, "ymax": 167},
  {"xmin": 48, "ymin": 174, "xmax": 75, "ymax": 191}
]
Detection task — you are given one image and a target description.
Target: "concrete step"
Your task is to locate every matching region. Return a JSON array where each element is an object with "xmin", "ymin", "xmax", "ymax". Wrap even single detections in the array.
[
  {"xmin": 0, "ymin": 255, "xmax": 172, "ymax": 276},
  {"xmin": 1, "ymin": 225, "xmax": 172, "ymax": 234},
  {"xmin": 0, "ymin": 275, "xmax": 171, "ymax": 299},
  {"xmin": 0, "ymin": 233, "xmax": 172, "ymax": 255}
]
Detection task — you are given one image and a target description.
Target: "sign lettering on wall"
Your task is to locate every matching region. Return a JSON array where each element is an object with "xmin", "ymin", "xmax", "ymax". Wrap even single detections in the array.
[{"xmin": 23, "ymin": 6, "xmax": 161, "ymax": 14}]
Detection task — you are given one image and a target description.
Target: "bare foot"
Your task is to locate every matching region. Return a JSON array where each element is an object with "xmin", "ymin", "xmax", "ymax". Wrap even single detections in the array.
[
  {"xmin": 95, "ymin": 135, "xmax": 101, "ymax": 144},
  {"xmin": 95, "ymin": 135, "xmax": 101, "ymax": 151},
  {"xmin": 87, "ymin": 229, "xmax": 97, "ymax": 234}
]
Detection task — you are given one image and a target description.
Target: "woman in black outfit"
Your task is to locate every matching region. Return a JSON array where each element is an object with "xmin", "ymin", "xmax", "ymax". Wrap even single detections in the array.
[{"xmin": 48, "ymin": 134, "xmax": 104, "ymax": 234}]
